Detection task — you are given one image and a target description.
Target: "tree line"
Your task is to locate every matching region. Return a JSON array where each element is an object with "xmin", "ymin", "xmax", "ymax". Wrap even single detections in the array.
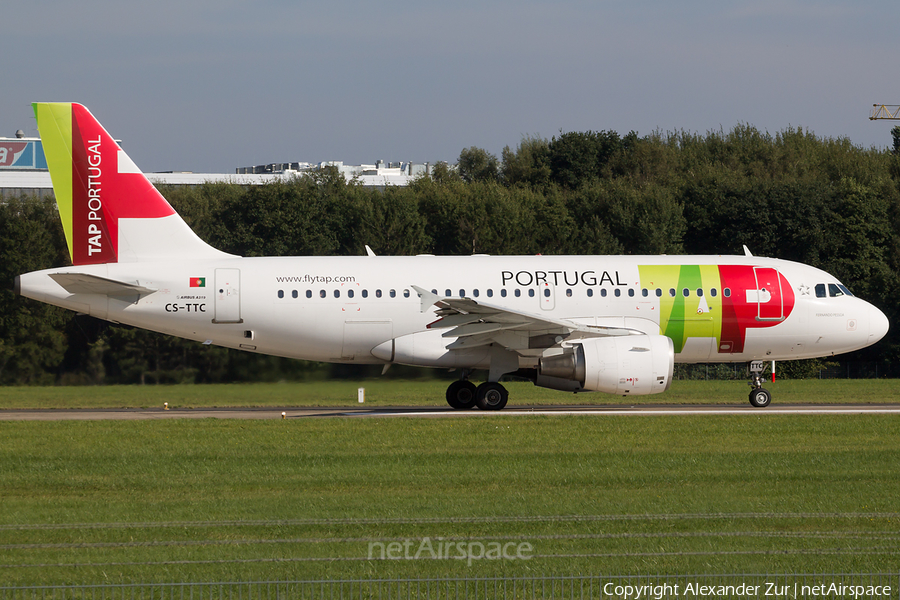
[{"xmin": 1, "ymin": 124, "xmax": 898, "ymax": 385}]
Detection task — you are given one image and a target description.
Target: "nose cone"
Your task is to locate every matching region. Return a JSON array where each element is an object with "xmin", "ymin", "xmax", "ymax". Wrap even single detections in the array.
[{"xmin": 870, "ymin": 305, "xmax": 890, "ymax": 344}]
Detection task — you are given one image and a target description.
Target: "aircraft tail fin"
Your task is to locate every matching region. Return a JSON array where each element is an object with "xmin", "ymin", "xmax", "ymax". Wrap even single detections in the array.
[{"xmin": 33, "ymin": 102, "xmax": 234, "ymax": 265}]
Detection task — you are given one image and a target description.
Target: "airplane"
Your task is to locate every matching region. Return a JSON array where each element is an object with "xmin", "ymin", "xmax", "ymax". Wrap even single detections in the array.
[{"xmin": 14, "ymin": 103, "xmax": 890, "ymax": 410}]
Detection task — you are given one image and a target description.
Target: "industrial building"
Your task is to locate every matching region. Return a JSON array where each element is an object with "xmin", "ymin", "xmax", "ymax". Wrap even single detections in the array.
[{"xmin": 1, "ymin": 132, "xmax": 430, "ymax": 198}]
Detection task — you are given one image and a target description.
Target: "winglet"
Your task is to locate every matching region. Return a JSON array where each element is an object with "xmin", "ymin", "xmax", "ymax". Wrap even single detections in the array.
[
  {"xmin": 365, "ymin": 245, "xmax": 377, "ymax": 257},
  {"xmin": 743, "ymin": 245, "xmax": 753, "ymax": 257},
  {"xmin": 411, "ymin": 285, "xmax": 440, "ymax": 313}
]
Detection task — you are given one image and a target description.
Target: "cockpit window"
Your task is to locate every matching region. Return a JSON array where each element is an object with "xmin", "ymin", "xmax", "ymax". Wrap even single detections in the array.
[{"xmin": 818, "ymin": 282, "xmax": 853, "ymax": 298}]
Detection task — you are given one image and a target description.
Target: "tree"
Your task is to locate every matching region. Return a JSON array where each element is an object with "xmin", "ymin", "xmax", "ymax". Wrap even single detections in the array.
[
  {"xmin": 0, "ymin": 196, "xmax": 70, "ymax": 384},
  {"xmin": 429, "ymin": 161, "xmax": 460, "ymax": 185},
  {"xmin": 548, "ymin": 130, "xmax": 623, "ymax": 188},
  {"xmin": 501, "ymin": 135, "xmax": 551, "ymax": 188},
  {"xmin": 457, "ymin": 147, "xmax": 500, "ymax": 183}
]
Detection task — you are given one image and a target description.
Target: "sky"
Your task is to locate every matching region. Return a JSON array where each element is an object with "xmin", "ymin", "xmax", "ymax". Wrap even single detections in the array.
[{"xmin": 4, "ymin": 0, "xmax": 900, "ymax": 174}]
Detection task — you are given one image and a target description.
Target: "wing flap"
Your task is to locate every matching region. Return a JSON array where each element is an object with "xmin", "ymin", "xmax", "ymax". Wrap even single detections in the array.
[
  {"xmin": 442, "ymin": 321, "xmax": 527, "ymax": 338},
  {"xmin": 413, "ymin": 286, "xmax": 646, "ymax": 353}
]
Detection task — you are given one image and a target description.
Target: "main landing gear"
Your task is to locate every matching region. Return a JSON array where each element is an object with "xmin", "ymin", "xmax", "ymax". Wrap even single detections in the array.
[
  {"xmin": 446, "ymin": 378, "xmax": 509, "ymax": 411},
  {"xmin": 748, "ymin": 361, "xmax": 772, "ymax": 408}
]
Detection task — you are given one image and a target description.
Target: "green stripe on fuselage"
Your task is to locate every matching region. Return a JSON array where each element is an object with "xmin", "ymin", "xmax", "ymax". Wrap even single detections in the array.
[{"xmin": 639, "ymin": 265, "xmax": 722, "ymax": 353}]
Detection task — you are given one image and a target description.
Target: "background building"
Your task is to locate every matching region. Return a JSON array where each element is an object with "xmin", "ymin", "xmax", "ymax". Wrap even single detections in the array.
[{"xmin": 1, "ymin": 131, "xmax": 431, "ymax": 198}]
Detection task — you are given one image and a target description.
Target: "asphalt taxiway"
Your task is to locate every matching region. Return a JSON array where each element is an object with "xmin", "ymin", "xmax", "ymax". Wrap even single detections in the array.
[{"xmin": 2, "ymin": 404, "xmax": 900, "ymax": 420}]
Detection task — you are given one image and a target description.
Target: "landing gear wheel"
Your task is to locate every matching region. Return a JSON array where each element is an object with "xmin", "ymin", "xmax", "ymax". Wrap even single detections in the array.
[
  {"xmin": 749, "ymin": 387, "xmax": 771, "ymax": 408},
  {"xmin": 475, "ymin": 382, "xmax": 508, "ymax": 411},
  {"xmin": 446, "ymin": 380, "xmax": 477, "ymax": 409}
]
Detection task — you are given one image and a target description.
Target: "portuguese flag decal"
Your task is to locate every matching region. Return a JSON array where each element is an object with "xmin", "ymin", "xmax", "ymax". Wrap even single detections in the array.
[{"xmin": 189, "ymin": 277, "xmax": 206, "ymax": 288}]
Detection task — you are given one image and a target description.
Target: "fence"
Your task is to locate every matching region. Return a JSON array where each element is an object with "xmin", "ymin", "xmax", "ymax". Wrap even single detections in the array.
[
  {"xmin": 673, "ymin": 361, "xmax": 900, "ymax": 381},
  {"xmin": 3, "ymin": 573, "xmax": 899, "ymax": 600}
]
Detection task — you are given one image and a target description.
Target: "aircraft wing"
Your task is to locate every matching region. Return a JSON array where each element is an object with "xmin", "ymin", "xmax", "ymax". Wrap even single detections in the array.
[
  {"xmin": 49, "ymin": 273, "xmax": 158, "ymax": 300},
  {"xmin": 411, "ymin": 285, "xmax": 642, "ymax": 352}
]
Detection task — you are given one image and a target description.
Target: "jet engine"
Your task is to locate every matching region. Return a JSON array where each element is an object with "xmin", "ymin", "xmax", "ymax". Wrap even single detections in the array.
[{"xmin": 536, "ymin": 335, "xmax": 674, "ymax": 395}]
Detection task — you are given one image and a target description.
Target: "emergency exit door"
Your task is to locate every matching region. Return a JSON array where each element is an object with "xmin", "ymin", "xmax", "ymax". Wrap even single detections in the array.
[{"xmin": 213, "ymin": 268, "xmax": 242, "ymax": 324}]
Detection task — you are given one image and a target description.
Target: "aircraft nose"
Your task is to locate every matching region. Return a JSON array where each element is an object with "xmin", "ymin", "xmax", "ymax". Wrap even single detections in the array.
[{"xmin": 869, "ymin": 305, "xmax": 890, "ymax": 343}]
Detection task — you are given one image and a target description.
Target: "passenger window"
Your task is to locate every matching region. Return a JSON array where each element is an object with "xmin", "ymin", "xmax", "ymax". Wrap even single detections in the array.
[
  {"xmin": 587, "ymin": 289, "xmax": 593, "ymax": 297},
  {"xmin": 292, "ymin": 290, "xmax": 298, "ymax": 299},
  {"xmin": 390, "ymin": 289, "xmax": 396, "ymax": 298},
  {"xmin": 683, "ymin": 288, "xmax": 690, "ymax": 297},
  {"xmin": 459, "ymin": 289, "xmax": 466, "ymax": 297},
  {"xmin": 319, "ymin": 290, "xmax": 326, "ymax": 298},
  {"xmin": 334, "ymin": 290, "xmax": 340, "ymax": 298},
  {"xmin": 528, "ymin": 289, "xmax": 535, "ymax": 297},
  {"xmin": 487, "ymin": 289, "xmax": 494, "ymax": 297},
  {"xmin": 376, "ymin": 289, "xmax": 382, "ymax": 298},
  {"xmin": 403, "ymin": 289, "xmax": 410, "ymax": 298},
  {"xmin": 543, "ymin": 288, "xmax": 551, "ymax": 297},
  {"xmin": 628, "ymin": 289, "xmax": 634, "ymax": 297},
  {"xmin": 724, "ymin": 288, "xmax": 731, "ymax": 298},
  {"xmin": 656, "ymin": 288, "xmax": 662, "ymax": 297},
  {"xmin": 710, "ymin": 288, "xmax": 717, "ymax": 297},
  {"xmin": 362, "ymin": 290, "xmax": 368, "ymax": 298},
  {"xmin": 445, "ymin": 289, "xmax": 451, "ymax": 297},
  {"xmin": 501, "ymin": 289, "xmax": 507, "ymax": 297},
  {"xmin": 669, "ymin": 288, "xmax": 676, "ymax": 297},
  {"xmin": 642, "ymin": 289, "xmax": 648, "ymax": 297},
  {"xmin": 828, "ymin": 283, "xmax": 844, "ymax": 298},
  {"xmin": 347, "ymin": 290, "xmax": 354, "ymax": 299},
  {"xmin": 277, "ymin": 290, "xmax": 284, "ymax": 299},
  {"xmin": 515, "ymin": 289, "xmax": 521, "ymax": 297},
  {"xmin": 566, "ymin": 289, "xmax": 573, "ymax": 297},
  {"xmin": 697, "ymin": 289, "xmax": 703, "ymax": 297},
  {"xmin": 601, "ymin": 289, "xmax": 607, "ymax": 297},
  {"xmin": 306, "ymin": 290, "xmax": 312, "ymax": 299},
  {"xmin": 614, "ymin": 289, "xmax": 621, "ymax": 297},
  {"xmin": 431, "ymin": 289, "xmax": 437, "ymax": 295},
  {"xmin": 473, "ymin": 289, "xmax": 480, "ymax": 298}
]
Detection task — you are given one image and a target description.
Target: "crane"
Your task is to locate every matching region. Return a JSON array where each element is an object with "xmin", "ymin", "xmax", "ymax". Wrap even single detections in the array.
[{"xmin": 870, "ymin": 104, "xmax": 900, "ymax": 120}]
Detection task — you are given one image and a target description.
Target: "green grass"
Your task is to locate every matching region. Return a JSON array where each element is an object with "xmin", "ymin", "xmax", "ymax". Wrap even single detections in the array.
[
  {"xmin": 0, "ymin": 379, "xmax": 898, "ymax": 409},
  {"xmin": 1, "ymin": 414, "xmax": 899, "ymax": 584}
]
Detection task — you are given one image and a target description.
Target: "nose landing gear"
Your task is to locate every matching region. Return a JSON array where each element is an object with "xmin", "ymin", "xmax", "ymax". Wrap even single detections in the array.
[{"xmin": 748, "ymin": 361, "xmax": 772, "ymax": 408}]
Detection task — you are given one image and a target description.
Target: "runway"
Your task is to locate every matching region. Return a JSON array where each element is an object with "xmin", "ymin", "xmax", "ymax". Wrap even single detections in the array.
[{"xmin": 2, "ymin": 403, "xmax": 900, "ymax": 420}]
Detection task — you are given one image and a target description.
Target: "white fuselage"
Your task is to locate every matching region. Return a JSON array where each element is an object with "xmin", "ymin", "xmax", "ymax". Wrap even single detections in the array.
[{"xmin": 17, "ymin": 254, "xmax": 889, "ymax": 371}]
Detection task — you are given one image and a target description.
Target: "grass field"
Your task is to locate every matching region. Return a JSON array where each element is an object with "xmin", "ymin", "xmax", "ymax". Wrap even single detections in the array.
[
  {"xmin": 1, "ymin": 382, "xmax": 900, "ymax": 584},
  {"xmin": 0, "ymin": 378, "xmax": 898, "ymax": 410}
]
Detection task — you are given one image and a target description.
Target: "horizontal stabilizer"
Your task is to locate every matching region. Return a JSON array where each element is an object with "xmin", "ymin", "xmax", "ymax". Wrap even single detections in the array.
[{"xmin": 49, "ymin": 273, "xmax": 157, "ymax": 298}]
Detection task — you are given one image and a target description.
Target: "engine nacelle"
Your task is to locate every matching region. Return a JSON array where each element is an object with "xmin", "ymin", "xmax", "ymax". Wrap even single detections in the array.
[{"xmin": 537, "ymin": 335, "xmax": 674, "ymax": 395}]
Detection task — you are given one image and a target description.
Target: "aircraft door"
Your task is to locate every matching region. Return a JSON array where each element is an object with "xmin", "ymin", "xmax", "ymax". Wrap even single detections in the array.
[
  {"xmin": 213, "ymin": 268, "xmax": 243, "ymax": 324},
  {"xmin": 753, "ymin": 267, "xmax": 784, "ymax": 321}
]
